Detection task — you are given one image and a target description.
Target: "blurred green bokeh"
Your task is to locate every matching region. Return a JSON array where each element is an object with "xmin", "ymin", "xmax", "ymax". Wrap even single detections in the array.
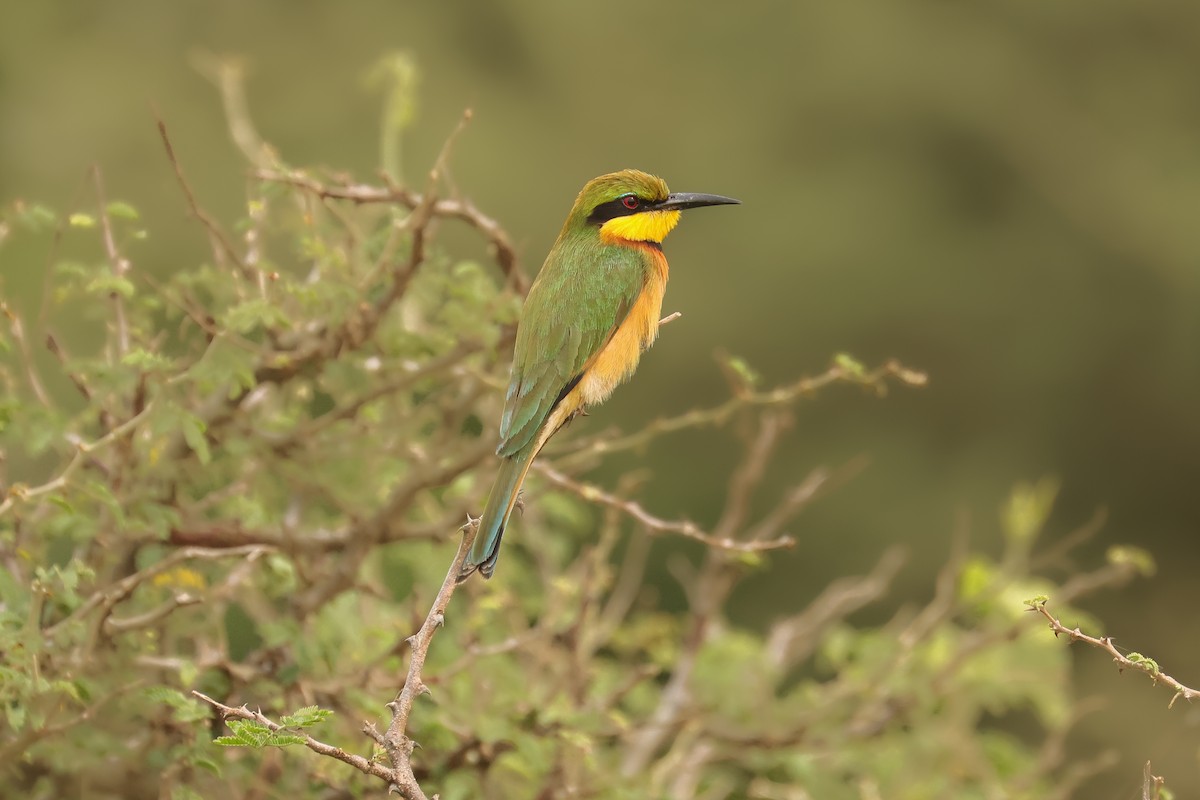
[{"xmin": 2, "ymin": 2, "xmax": 1197, "ymax": 795}]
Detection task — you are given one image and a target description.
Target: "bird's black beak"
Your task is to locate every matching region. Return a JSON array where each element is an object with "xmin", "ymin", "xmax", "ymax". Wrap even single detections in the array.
[{"xmin": 654, "ymin": 192, "xmax": 741, "ymax": 211}]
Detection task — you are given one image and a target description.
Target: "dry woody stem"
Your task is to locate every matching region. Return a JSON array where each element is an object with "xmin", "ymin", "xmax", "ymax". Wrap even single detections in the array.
[{"xmin": 1032, "ymin": 600, "xmax": 1200, "ymax": 708}]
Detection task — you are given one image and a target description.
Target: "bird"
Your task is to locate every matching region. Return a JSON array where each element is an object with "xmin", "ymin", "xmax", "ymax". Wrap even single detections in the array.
[{"xmin": 458, "ymin": 169, "xmax": 739, "ymax": 581}]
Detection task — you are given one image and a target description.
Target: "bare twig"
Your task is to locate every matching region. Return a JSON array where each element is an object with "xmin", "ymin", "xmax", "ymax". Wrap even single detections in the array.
[
  {"xmin": 193, "ymin": 55, "xmax": 275, "ymax": 169},
  {"xmin": 897, "ymin": 524, "xmax": 971, "ymax": 650},
  {"xmin": 1031, "ymin": 507, "xmax": 1108, "ymax": 571},
  {"xmin": 712, "ymin": 409, "xmax": 787, "ymax": 542},
  {"xmin": 155, "ymin": 116, "xmax": 248, "ymax": 273},
  {"xmin": 0, "ymin": 400, "xmax": 157, "ymax": 518},
  {"xmin": 2, "ymin": 302, "xmax": 51, "ymax": 406},
  {"xmin": 48, "ymin": 544, "xmax": 272, "ymax": 638},
  {"xmin": 91, "ymin": 166, "xmax": 131, "ymax": 357},
  {"xmin": 620, "ymin": 411, "xmax": 812, "ymax": 779},
  {"xmin": 0, "ymin": 680, "xmax": 143, "ymax": 766},
  {"xmin": 1030, "ymin": 600, "xmax": 1200, "ymax": 708},
  {"xmin": 104, "ymin": 592, "xmax": 202, "ymax": 633},
  {"xmin": 1143, "ymin": 761, "xmax": 1166, "ymax": 800},
  {"xmin": 765, "ymin": 547, "xmax": 906, "ymax": 668},
  {"xmin": 254, "ymin": 167, "xmax": 527, "ymax": 294},
  {"xmin": 535, "ymin": 463, "xmax": 795, "ymax": 553},
  {"xmin": 44, "ymin": 333, "xmax": 94, "ymax": 401},
  {"xmin": 558, "ymin": 358, "xmax": 927, "ymax": 468}
]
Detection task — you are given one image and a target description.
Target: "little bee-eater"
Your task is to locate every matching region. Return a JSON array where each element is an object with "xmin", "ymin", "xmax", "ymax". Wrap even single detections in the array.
[{"xmin": 459, "ymin": 169, "xmax": 739, "ymax": 581}]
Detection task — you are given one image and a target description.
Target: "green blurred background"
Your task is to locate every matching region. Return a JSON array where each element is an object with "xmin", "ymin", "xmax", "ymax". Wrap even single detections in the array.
[{"xmin": 2, "ymin": 2, "xmax": 1198, "ymax": 795}]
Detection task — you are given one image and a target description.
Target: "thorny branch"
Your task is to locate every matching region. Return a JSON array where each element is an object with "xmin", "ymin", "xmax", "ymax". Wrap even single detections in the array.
[
  {"xmin": 365, "ymin": 521, "xmax": 477, "ymax": 799},
  {"xmin": 191, "ymin": 691, "xmax": 396, "ymax": 784},
  {"xmin": 535, "ymin": 463, "xmax": 797, "ymax": 554},
  {"xmin": 557, "ymin": 358, "xmax": 928, "ymax": 468},
  {"xmin": 1030, "ymin": 599, "xmax": 1200, "ymax": 708}
]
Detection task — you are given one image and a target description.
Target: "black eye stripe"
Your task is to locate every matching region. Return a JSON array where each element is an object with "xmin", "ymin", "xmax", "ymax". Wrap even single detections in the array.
[{"xmin": 587, "ymin": 194, "xmax": 654, "ymax": 224}]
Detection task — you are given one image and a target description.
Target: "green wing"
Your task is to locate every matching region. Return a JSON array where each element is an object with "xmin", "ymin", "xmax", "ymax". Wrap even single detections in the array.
[{"xmin": 497, "ymin": 241, "xmax": 645, "ymax": 458}]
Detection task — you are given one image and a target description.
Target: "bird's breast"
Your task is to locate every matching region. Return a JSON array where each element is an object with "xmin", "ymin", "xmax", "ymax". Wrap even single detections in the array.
[{"xmin": 577, "ymin": 246, "xmax": 669, "ymax": 407}]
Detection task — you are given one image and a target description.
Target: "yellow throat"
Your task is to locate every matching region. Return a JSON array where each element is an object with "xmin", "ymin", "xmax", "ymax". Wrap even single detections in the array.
[{"xmin": 599, "ymin": 209, "xmax": 682, "ymax": 243}]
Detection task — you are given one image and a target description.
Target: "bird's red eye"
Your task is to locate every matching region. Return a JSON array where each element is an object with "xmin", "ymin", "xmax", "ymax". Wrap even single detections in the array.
[{"xmin": 621, "ymin": 195, "xmax": 639, "ymax": 210}]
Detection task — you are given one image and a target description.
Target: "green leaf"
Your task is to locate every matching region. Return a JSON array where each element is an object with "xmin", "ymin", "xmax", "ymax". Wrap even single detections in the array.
[
  {"xmin": 68, "ymin": 213, "xmax": 97, "ymax": 229},
  {"xmin": 85, "ymin": 274, "xmax": 136, "ymax": 298},
  {"xmin": 1002, "ymin": 478, "xmax": 1059, "ymax": 547},
  {"xmin": 16, "ymin": 203, "xmax": 57, "ymax": 231},
  {"xmin": 181, "ymin": 414, "xmax": 211, "ymax": 465},
  {"xmin": 191, "ymin": 755, "xmax": 222, "ymax": 777},
  {"xmin": 1106, "ymin": 545, "xmax": 1156, "ymax": 577},
  {"xmin": 146, "ymin": 686, "xmax": 209, "ymax": 723},
  {"xmin": 106, "ymin": 201, "xmax": 140, "ymax": 220},
  {"xmin": 264, "ymin": 733, "xmax": 307, "ymax": 747},
  {"xmin": 958, "ymin": 556, "xmax": 994, "ymax": 602},
  {"xmin": 214, "ymin": 719, "xmax": 272, "ymax": 748},
  {"xmin": 1126, "ymin": 652, "xmax": 1160, "ymax": 675},
  {"xmin": 179, "ymin": 659, "xmax": 199, "ymax": 688},
  {"xmin": 121, "ymin": 348, "xmax": 174, "ymax": 372},
  {"xmin": 834, "ymin": 352, "xmax": 866, "ymax": 377},
  {"xmin": 279, "ymin": 705, "xmax": 334, "ymax": 729},
  {"xmin": 222, "ymin": 298, "xmax": 289, "ymax": 335},
  {"xmin": 723, "ymin": 353, "xmax": 761, "ymax": 388},
  {"xmin": 6, "ymin": 703, "xmax": 26, "ymax": 731}
]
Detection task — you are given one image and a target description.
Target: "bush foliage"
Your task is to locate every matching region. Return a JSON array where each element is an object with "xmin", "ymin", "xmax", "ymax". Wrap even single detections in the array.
[{"xmin": 0, "ymin": 102, "xmax": 1164, "ymax": 799}]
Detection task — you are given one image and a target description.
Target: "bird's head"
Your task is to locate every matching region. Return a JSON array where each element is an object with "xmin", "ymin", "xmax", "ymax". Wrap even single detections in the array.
[{"xmin": 565, "ymin": 169, "xmax": 739, "ymax": 245}]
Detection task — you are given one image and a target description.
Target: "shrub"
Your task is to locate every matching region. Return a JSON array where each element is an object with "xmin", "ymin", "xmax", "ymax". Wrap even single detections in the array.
[{"xmin": 0, "ymin": 82, "xmax": 1172, "ymax": 800}]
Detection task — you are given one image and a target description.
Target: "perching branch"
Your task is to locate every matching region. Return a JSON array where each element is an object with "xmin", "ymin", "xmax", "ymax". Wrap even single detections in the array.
[
  {"xmin": 1029, "ymin": 599, "xmax": 1200, "ymax": 708},
  {"xmin": 363, "ymin": 518, "xmax": 478, "ymax": 799}
]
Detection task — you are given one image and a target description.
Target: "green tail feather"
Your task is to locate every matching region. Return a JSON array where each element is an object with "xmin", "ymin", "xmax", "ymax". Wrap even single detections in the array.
[{"xmin": 459, "ymin": 452, "xmax": 531, "ymax": 581}]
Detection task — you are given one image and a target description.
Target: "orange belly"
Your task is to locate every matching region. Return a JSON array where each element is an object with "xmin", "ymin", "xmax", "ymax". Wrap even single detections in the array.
[{"xmin": 579, "ymin": 245, "xmax": 669, "ymax": 406}]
